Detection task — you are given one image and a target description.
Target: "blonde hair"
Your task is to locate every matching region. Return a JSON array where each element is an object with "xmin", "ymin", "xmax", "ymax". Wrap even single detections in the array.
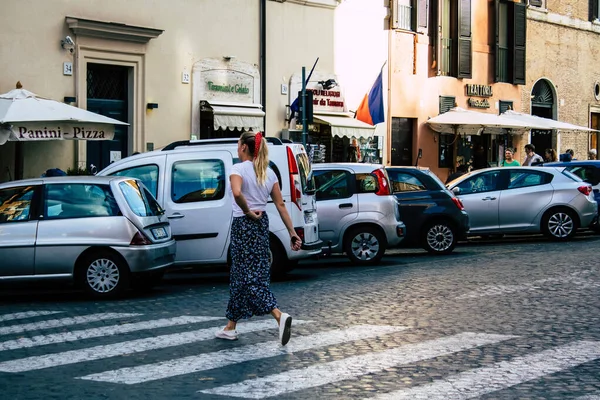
[{"xmin": 240, "ymin": 131, "xmax": 269, "ymax": 185}]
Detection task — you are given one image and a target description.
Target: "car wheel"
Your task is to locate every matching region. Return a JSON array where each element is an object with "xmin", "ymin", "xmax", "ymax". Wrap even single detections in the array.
[
  {"xmin": 78, "ymin": 250, "xmax": 129, "ymax": 298},
  {"xmin": 344, "ymin": 226, "xmax": 386, "ymax": 265},
  {"xmin": 543, "ymin": 208, "xmax": 578, "ymax": 240},
  {"xmin": 422, "ymin": 220, "xmax": 457, "ymax": 255}
]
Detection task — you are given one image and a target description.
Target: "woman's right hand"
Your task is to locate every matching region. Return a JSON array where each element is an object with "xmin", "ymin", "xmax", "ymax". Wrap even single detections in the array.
[{"xmin": 290, "ymin": 234, "xmax": 302, "ymax": 251}]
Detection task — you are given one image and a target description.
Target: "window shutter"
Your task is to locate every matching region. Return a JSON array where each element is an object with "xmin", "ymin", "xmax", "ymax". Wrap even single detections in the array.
[
  {"xmin": 494, "ymin": 0, "xmax": 500, "ymax": 82},
  {"xmin": 457, "ymin": 0, "xmax": 472, "ymax": 79},
  {"xmin": 439, "ymin": 96, "xmax": 456, "ymax": 114},
  {"xmin": 511, "ymin": 1, "xmax": 526, "ymax": 85},
  {"xmin": 591, "ymin": 0, "xmax": 599, "ymax": 21},
  {"xmin": 418, "ymin": 0, "xmax": 428, "ymax": 28}
]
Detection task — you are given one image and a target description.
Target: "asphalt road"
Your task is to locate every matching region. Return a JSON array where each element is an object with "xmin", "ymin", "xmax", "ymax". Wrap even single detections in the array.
[{"xmin": 1, "ymin": 234, "xmax": 599, "ymax": 399}]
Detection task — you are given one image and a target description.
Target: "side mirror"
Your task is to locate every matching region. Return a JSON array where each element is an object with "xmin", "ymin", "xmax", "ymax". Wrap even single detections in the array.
[{"xmin": 452, "ymin": 187, "xmax": 460, "ymax": 195}]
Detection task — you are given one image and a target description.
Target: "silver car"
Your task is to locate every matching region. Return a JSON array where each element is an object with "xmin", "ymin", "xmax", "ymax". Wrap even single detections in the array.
[
  {"xmin": 0, "ymin": 176, "xmax": 176, "ymax": 298},
  {"xmin": 311, "ymin": 163, "xmax": 405, "ymax": 264},
  {"xmin": 447, "ymin": 166, "xmax": 598, "ymax": 240}
]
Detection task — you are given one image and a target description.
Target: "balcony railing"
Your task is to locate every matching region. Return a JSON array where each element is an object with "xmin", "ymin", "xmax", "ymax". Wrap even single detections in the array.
[
  {"xmin": 440, "ymin": 37, "xmax": 452, "ymax": 75},
  {"xmin": 498, "ymin": 46, "xmax": 508, "ymax": 82}
]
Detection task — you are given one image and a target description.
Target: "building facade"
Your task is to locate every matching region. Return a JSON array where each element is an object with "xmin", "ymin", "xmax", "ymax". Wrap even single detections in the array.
[
  {"xmin": 525, "ymin": 0, "xmax": 600, "ymax": 161},
  {"xmin": 0, "ymin": 0, "xmax": 341, "ymax": 182}
]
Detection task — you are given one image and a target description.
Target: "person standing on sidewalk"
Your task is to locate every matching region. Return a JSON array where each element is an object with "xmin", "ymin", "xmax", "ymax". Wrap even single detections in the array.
[
  {"xmin": 215, "ymin": 131, "xmax": 301, "ymax": 346},
  {"xmin": 523, "ymin": 144, "xmax": 544, "ymax": 166}
]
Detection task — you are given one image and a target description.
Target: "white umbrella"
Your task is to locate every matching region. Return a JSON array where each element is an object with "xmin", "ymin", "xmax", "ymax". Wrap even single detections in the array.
[
  {"xmin": 427, "ymin": 107, "xmax": 547, "ymax": 136},
  {"xmin": 500, "ymin": 109, "xmax": 598, "ymax": 132},
  {"xmin": 0, "ymin": 82, "xmax": 128, "ymax": 145}
]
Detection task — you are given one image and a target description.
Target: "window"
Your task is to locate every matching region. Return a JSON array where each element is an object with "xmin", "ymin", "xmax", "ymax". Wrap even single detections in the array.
[
  {"xmin": 171, "ymin": 160, "xmax": 225, "ymax": 203},
  {"xmin": 388, "ymin": 172, "xmax": 427, "ymax": 192},
  {"xmin": 529, "ymin": 0, "xmax": 545, "ymax": 8},
  {"xmin": 495, "ymin": 0, "xmax": 526, "ymax": 84},
  {"xmin": 456, "ymin": 171, "xmax": 500, "ymax": 194},
  {"xmin": 119, "ymin": 180, "xmax": 164, "ymax": 217},
  {"xmin": 356, "ymin": 173, "xmax": 378, "ymax": 193},
  {"xmin": 567, "ymin": 166, "xmax": 600, "ymax": 186},
  {"xmin": 439, "ymin": 96, "xmax": 456, "ymax": 114},
  {"xmin": 313, "ymin": 170, "xmax": 352, "ymax": 201},
  {"xmin": 392, "ymin": 0, "xmax": 428, "ymax": 31},
  {"xmin": 112, "ymin": 164, "xmax": 159, "ymax": 198},
  {"xmin": 44, "ymin": 184, "xmax": 120, "ymax": 219},
  {"xmin": 508, "ymin": 171, "xmax": 551, "ymax": 189},
  {"xmin": 499, "ymin": 100, "xmax": 513, "ymax": 114},
  {"xmin": 0, "ymin": 186, "xmax": 36, "ymax": 223},
  {"xmin": 591, "ymin": 0, "xmax": 599, "ymax": 22},
  {"xmin": 435, "ymin": 0, "xmax": 471, "ymax": 78}
]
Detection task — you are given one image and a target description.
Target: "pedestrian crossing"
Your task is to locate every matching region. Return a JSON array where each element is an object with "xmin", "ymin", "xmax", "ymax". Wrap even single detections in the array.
[{"xmin": 0, "ymin": 310, "xmax": 599, "ymax": 399}]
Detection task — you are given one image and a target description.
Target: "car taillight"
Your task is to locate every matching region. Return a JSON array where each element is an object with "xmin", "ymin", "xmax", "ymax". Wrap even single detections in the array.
[
  {"xmin": 451, "ymin": 197, "xmax": 465, "ymax": 210},
  {"xmin": 287, "ymin": 146, "xmax": 302, "ymax": 210},
  {"xmin": 130, "ymin": 231, "xmax": 152, "ymax": 245},
  {"xmin": 373, "ymin": 169, "xmax": 390, "ymax": 196},
  {"xmin": 578, "ymin": 185, "xmax": 592, "ymax": 196},
  {"xmin": 294, "ymin": 227, "xmax": 305, "ymax": 242}
]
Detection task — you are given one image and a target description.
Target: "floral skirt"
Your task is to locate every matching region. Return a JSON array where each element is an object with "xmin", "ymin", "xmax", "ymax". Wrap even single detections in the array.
[{"xmin": 226, "ymin": 214, "xmax": 278, "ymax": 322}]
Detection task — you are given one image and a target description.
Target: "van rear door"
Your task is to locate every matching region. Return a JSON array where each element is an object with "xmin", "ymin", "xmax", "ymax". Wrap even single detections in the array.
[
  {"xmin": 164, "ymin": 151, "xmax": 233, "ymax": 264},
  {"xmin": 288, "ymin": 145, "xmax": 320, "ymax": 245}
]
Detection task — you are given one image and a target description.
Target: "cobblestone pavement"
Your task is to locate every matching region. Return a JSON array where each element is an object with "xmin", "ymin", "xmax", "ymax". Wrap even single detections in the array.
[{"xmin": 1, "ymin": 234, "xmax": 600, "ymax": 399}]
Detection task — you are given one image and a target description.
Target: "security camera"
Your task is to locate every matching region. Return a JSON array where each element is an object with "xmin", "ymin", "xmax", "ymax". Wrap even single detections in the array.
[
  {"xmin": 65, "ymin": 36, "xmax": 74, "ymax": 45},
  {"xmin": 61, "ymin": 36, "xmax": 75, "ymax": 54}
]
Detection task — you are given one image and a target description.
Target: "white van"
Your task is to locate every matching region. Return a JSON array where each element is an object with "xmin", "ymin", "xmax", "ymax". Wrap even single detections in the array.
[{"xmin": 98, "ymin": 138, "xmax": 322, "ymax": 276}]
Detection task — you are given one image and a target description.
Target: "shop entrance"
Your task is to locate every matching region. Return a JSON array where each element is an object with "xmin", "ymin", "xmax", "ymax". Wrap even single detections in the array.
[
  {"xmin": 391, "ymin": 118, "xmax": 413, "ymax": 166},
  {"xmin": 86, "ymin": 63, "xmax": 129, "ymax": 172},
  {"xmin": 531, "ymin": 79, "xmax": 555, "ymax": 155}
]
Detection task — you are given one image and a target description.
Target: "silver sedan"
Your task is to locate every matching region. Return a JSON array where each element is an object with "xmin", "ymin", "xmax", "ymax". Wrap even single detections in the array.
[
  {"xmin": 447, "ymin": 166, "xmax": 598, "ymax": 240},
  {"xmin": 0, "ymin": 176, "xmax": 176, "ymax": 297}
]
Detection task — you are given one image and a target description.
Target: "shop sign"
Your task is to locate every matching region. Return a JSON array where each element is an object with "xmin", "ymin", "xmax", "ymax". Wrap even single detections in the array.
[
  {"xmin": 466, "ymin": 84, "xmax": 493, "ymax": 97},
  {"xmin": 290, "ymin": 72, "xmax": 346, "ymax": 113},
  {"xmin": 468, "ymin": 98, "xmax": 491, "ymax": 109},
  {"xmin": 2, "ymin": 122, "xmax": 115, "ymax": 141},
  {"xmin": 207, "ymin": 81, "xmax": 250, "ymax": 94},
  {"xmin": 199, "ymin": 70, "xmax": 255, "ymax": 103}
]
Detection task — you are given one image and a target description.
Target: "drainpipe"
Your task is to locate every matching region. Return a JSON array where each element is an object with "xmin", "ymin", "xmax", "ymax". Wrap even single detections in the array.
[{"xmin": 260, "ymin": 0, "xmax": 267, "ymax": 133}]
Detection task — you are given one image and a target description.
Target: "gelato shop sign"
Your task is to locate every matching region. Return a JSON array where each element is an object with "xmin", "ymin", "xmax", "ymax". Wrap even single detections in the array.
[
  {"xmin": 207, "ymin": 81, "xmax": 250, "ymax": 94},
  {"xmin": 2, "ymin": 123, "xmax": 115, "ymax": 141}
]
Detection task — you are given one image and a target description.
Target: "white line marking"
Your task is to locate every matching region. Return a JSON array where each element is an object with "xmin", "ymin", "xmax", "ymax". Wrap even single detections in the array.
[
  {"xmin": 198, "ymin": 332, "xmax": 516, "ymax": 399},
  {"xmin": 575, "ymin": 395, "xmax": 600, "ymax": 400},
  {"xmin": 0, "ymin": 311, "xmax": 63, "ymax": 322},
  {"xmin": 78, "ymin": 324, "xmax": 407, "ymax": 384},
  {"xmin": 0, "ymin": 313, "xmax": 141, "ymax": 336},
  {"xmin": 0, "ymin": 316, "xmax": 220, "ymax": 351},
  {"xmin": 0, "ymin": 319, "xmax": 310, "ymax": 373},
  {"xmin": 370, "ymin": 340, "xmax": 600, "ymax": 400}
]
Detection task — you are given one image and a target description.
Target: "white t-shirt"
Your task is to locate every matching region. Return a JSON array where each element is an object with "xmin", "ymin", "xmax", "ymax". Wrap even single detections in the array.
[{"xmin": 230, "ymin": 161, "xmax": 278, "ymax": 217}]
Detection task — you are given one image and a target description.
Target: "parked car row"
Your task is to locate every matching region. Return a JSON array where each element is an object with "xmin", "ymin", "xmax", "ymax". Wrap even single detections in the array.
[{"xmin": 1, "ymin": 137, "xmax": 597, "ymax": 299}]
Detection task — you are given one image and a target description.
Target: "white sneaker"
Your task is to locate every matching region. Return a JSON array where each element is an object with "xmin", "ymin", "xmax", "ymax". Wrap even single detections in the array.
[
  {"xmin": 215, "ymin": 328, "xmax": 238, "ymax": 341},
  {"xmin": 279, "ymin": 313, "xmax": 292, "ymax": 346}
]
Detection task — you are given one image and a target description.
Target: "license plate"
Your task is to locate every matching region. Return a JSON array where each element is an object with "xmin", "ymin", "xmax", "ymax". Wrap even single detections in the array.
[
  {"xmin": 304, "ymin": 212, "xmax": 314, "ymax": 224},
  {"xmin": 151, "ymin": 227, "xmax": 167, "ymax": 239}
]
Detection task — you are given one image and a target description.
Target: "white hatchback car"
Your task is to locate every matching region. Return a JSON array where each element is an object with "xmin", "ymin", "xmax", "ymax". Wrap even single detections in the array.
[{"xmin": 99, "ymin": 138, "xmax": 322, "ymax": 276}]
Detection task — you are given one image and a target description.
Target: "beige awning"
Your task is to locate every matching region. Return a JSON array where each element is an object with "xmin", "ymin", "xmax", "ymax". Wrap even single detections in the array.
[
  {"xmin": 313, "ymin": 112, "xmax": 378, "ymax": 139},
  {"xmin": 203, "ymin": 102, "xmax": 265, "ymax": 132}
]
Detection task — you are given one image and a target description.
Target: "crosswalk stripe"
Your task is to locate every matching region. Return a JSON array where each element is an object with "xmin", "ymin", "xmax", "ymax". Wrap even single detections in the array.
[
  {"xmin": 0, "ymin": 311, "xmax": 62, "ymax": 322},
  {"xmin": 0, "ymin": 319, "xmax": 311, "ymax": 373},
  {"xmin": 575, "ymin": 395, "xmax": 600, "ymax": 400},
  {"xmin": 0, "ymin": 313, "xmax": 141, "ymax": 336},
  {"xmin": 0, "ymin": 316, "xmax": 220, "ymax": 351},
  {"xmin": 369, "ymin": 340, "xmax": 600, "ymax": 400},
  {"xmin": 78, "ymin": 324, "xmax": 408, "ymax": 384},
  {"xmin": 198, "ymin": 332, "xmax": 517, "ymax": 399}
]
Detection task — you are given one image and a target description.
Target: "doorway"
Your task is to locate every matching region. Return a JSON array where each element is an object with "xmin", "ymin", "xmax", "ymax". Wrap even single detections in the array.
[
  {"xmin": 391, "ymin": 117, "xmax": 413, "ymax": 166},
  {"xmin": 531, "ymin": 79, "xmax": 555, "ymax": 155},
  {"xmin": 86, "ymin": 63, "xmax": 129, "ymax": 172}
]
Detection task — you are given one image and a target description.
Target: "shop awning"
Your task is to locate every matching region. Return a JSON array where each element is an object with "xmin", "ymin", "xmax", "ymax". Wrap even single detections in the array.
[
  {"xmin": 203, "ymin": 102, "xmax": 265, "ymax": 132},
  {"xmin": 313, "ymin": 113, "xmax": 378, "ymax": 139}
]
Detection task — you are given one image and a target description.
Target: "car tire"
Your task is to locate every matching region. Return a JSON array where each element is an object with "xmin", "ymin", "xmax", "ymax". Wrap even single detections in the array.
[
  {"xmin": 344, "ymin": 226, "xmax": 386, "ymax": 265},
  {"xmin": 542, "ymin": 208, "xmax": 578, "ymax": 240},
  {"xmin": 77, "ymin": 250, "xmax": 130, "ymax": 298},
  {"xmin": 422, "ymin": 220, "xmax": 457, "ymax": 255},
  {"xmin": 269, "ymin": 236, "xmax": 292, "ymax": 280}
]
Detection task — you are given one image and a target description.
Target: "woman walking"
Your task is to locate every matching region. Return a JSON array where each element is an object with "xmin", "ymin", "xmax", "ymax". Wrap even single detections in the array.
[{"xmin": 216, "ymin": 131, "xmax": 301, "ymax": 346}]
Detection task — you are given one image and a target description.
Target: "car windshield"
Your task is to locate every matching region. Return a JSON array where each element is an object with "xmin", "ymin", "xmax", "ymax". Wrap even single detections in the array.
[{"xmin": 119, "ymin": 179, "xmax": 164, "ymax": 217}]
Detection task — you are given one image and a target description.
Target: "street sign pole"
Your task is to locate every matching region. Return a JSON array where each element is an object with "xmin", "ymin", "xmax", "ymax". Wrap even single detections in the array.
[{"xmin": 301, "ymin": 66, "xmax": 307, "ymax": 147}]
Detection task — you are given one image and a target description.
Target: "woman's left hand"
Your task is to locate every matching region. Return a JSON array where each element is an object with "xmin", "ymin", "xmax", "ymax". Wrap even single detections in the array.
[{"xmin": 246, "ymin": 210, "xmax": 263, "ymax": 220}]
